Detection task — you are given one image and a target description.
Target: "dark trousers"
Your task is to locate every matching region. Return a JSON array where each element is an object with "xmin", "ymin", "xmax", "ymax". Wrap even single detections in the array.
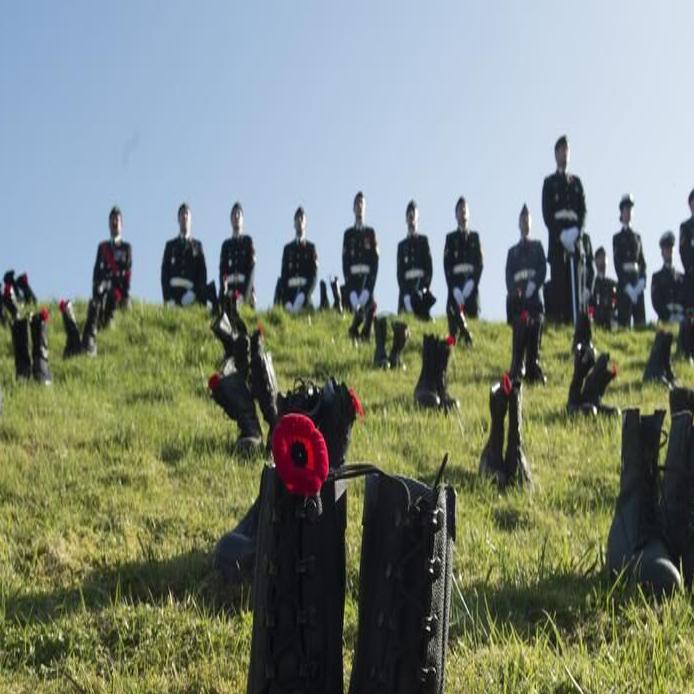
[
  {"xmin": 617, "ymin": 288, "xmax": 646, "ymax": 327},
  {"xmin": 548, "ymin": 255, "xmax": 575, "ymax": 324},
  {"xmin": 684, "ymin": 269, "xmax": 694, "ymax": 312}
]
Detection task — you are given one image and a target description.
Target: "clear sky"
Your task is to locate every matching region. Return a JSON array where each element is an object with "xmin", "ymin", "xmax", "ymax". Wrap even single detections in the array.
[{"xmin": 2, "ymin": 0, "xmax": 693, "ymax": 320}]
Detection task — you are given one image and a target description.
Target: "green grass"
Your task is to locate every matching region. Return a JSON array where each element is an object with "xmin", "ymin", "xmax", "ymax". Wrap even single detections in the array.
[{"xmin": 0, "ymin": 303, "xmax": 693, "ymax": 693}]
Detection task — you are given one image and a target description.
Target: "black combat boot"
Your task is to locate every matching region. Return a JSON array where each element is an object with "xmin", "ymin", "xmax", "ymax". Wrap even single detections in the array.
[
  {"xmin": 214, "ymin": 497, "xmax": 260, "ymax": 586},
  {"xmin": 479, "ymin": 375, "xmax": 511, "ymax": 486},
  {"xmin": 524, "ymin": 317, "xmax": 547, "ymax": 385},
  {"xmin": 211, "ymin": 312, "xmax": 250, "ymax": 377},
  {"xmin": 330, "ymin": 277, "xmax": 343, "ymax": 313},
  {"xmin": 373, "ymin": 316, "xmax": 390, "ymax": 369},
  {"xmin": 349, "ymin": 463, "xmax": 456, "ymax": 694},
  {"xmin": 567, "ymin": 343, "xmax": 597, "ymax": 416},
  {"xmin": 360, "ymin": 301, "xmax": 377, "ymax": 341},
  {"xmin": 606, "ymin": 409, "xmax": 681, "ymax": 594},
  {"xmin": 15, "ymin": 273, "xmax": 37, "ymax": 304},
  {"xmin": 30, "ymin": 310, "xmax": 52, "ymax": 385},
  {"xmin": 662, "ymin": 331, "xmax": 678, "ymax": 387},
  {"xmin": 99, "ymin": 290, "xmax": 116, "ymax": 329},
  {"xmin": 250, "ymin": 329, "xmax": 279, "ymax": 439},
  {"xmin": 503, "ymin": 379, "xmax": 532, "ymax": 488},
  {"xmin": 60, "ymin": 300, "xmax": 84, "ymax": 358},
  {"xmin": 208, "ymin": 370, "xmax": 263, "ymax": 454},
  {"xmin": 571, "ymin": 311, "xmax": 593, "ymax": 354},
  {"xmin": 508, "ymin": 314, "xmax": 528, "ymax": 381},
  {"xmin": 348, "ymin": 307, "xmax": 364, "ymax": 340},
  {"xmin": 11, "ymin": 317, "xmax": 31, "ymax": 380},
  {"xmin": 670, "ymin": 386, "xmax": 694, "ymax": 416},
  {"xmin": 643, "ymin": 330, "xmax": 677, "ymax": 387},
  {"xmin": 319, "ymin": 280, "xmax": 330, "ymax": 311},
  {"xmin": 581, "ymin": 352, "xmax": 619, "ymax": 416},
  {"xmin": 446, "ymin": 295, "xmax": 473, "ymax": 346},
  {"xmin": 3, "ymin": 277, "xmax": 19, "ymax": 322},
  {"xmin": 435, "ymin": 337, "xmax": 459, "ymax": 412},
  {"xmin": 389, "ymin": 320, "xmax": 410, "ymax": 370},
  {"xmin": 412, "ymin": 288, "xmax": 436, "ymax": 321},
  {"xmin": 414, "ymin": 335, "xmax": 442, "ymax": 410},
  {"xmin": 81, "ymin": 298, "xmax": 100, "ymax": 357},
  {"xmin": 676, "ymin": 316, "xmax": 694, "ymax": 364}
]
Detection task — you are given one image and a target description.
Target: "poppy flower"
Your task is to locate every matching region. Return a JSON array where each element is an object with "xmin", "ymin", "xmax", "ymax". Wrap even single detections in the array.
[
  {"xmin": 610, "ymin": 361, "xmax": 618, "ymax": 378},
  {"xmin": 348, "ymin": 387, "xmax": 365, "ymax": 419},
  {"xmin": 257, "ymin": 321, "xmax": 265, "ymax": 337},
  {"xmin": 232, "ymin": 290, "xmax": 241, "ymax": 301},
  {"xmin": 17, "ymin": 273, "xmax": 28, "ymax": 286},
  {"xmin": 59, "ymin": 299, "xmax": 68, "ymax": 313},
  {"xmin": 39, "ymin": 307, "xmax": 49, "ymax": 322},
  {"xmin": 501, "ymin": 372, "xmax": 513, "ymax": 396},
  {"xmin": 208, "ymin": 373, "xmax": 221, "ymax": 392},
  {"xmin": 587, "ymin": 305, "xmax": 596, "ymax": 319},
  {"xmin": 3, "ymin": 283, "xmax": 12, "ymax": 298},
  {"xmin": 113, "ymin": 288, "xmax": 123, "ymax": 304},
  {"xmin": 519, "ymin": 310, "xmax": 529, "ymax": 325},
  {"xmin": 446, "ymin": 334, "xmax": 456, "ymax": 347},
  {"xmin": 272, "ymin": 413, "xmax": 329, "ymax": 497}
]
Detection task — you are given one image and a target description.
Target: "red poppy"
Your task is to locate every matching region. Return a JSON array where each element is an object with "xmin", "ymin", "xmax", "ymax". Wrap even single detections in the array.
[
  {"xmin": 348, "ymin": 387, "xmax": 365, "ymax": 419},
  {"xmin": 446, "ymin": 334, "xmax": 456, "ymax": 347},
  {"xmin": 39, "ymin": 307, "xmax": 49, "ymax": 322},
  {"xmin": 208, "ymin": 373, "xmax": 221, "ymax": 392},
  {"xmin": 257, "ymin": 321, "xmax": 265, "ymax": 337},
  {"xmin": 519, "ymin": 310, "xmax": 529, "ymax": 324},
  {"xmin": 59, "ymin": 299, "xmax": 68, "ymax": 313},
  {"xmin": 587, "ymin": 305, "xmax": 596, "ymax": 318},
  {"xmin": 17, "ymin": 273, "xmax": 28, "ymax": 286},
  {"xmin": 501, "ymin": 372, "xmax": 513, "ymax": 396},
  {"xmin": 610, "ymin": 361, "xmax": 618, "ymax": 378},
  {"xmin": 3, "ymin": 283, "xmax": 11, "ymax": 298},
  {"xmin": 124, "ymin": 270, "xmax": 132, "ymax": 281},
  {"xmin": 272, "ymin": 413, "xmax": 329, "ymax": 496},
  {"xmin": 232, "ymin": 290, "xmax": 241, "ymax": 301},
  {"xmin": 114, "ymin": 288, "xmax": 123, "ymax": 303}
]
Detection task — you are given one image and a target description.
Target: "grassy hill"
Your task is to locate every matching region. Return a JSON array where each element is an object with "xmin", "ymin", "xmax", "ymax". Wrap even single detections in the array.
[{"xmin": 1, "ymin": 303, "xmax": 693, "ymax": 693}]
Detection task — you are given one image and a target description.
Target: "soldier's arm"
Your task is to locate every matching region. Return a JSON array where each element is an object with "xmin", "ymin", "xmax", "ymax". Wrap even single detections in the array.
[
  {"xmin": 196, "ymin": 244, "xmax": 208, "ymax": 302},
  {"xmin": 613, "ymin": 236, "xmax": 624, "ymax": 286},
  {"xmin": 650, "ymin": 274, "xmax": 663, "ymax": 320},
  {"xmin": 536, "ymin": 244, "xmax": 547, "ymax": 286},
  {"xmin": 218, "ymin": 241, "xmax": 227, "ymax": 296},
  {"xmin": 306, "ymin": 246, "xmax": 318, "ymax": 297},
  {"xmin": 679, "ymin": 223, "xmax": 690, "ymax": 272},
  {"xmin": 396, "ymin": 243, "xmax": 405, "ymax": 290},
  {"xmin": 474, "ymin": 235, "xmax": 483, "ymax": 286},
  {"xmin": 161, "ymin": 243, "xmax": 171, "ymax": 302},
  {"xmin": 576, "ymin": 177, "xmax": 586, "ymax": 229},
  {"xmin": 92, "ymin": 244, "xmax": 103, "ymax": 295},
  {"xmin": 341, "ymin": 230, "xmax": 350, "ymax": 285},
  {"xmin": 245, "ymin": 239, "xmax": 256, "ymax": 296},
  {"xmin": 279, "ymin": 246, "xmax": 289, "ymax": 291},
  {"xmin": 423, "ymin": 238, "xmax": 433, "ymax": 287},
  {"xmin": 584, "ymin": 237, "xmax": 595, "ymax": 291},
  {"xmin": 124, "ymin": 245, "xmax": 132, "ymax": 293},
  {"xmin": 442, "ymin": 236, "xmax": 453, "ymax": 287},
  {"xmin": 366, "ymin": 234, "xmax": 379, "ymax": 293},
  {"xmin": 638, "ymin": 237, "xmax": 646, "ymax": 281},
  {"xmin": 541, "ymin": 178, "xmax": 553, "ymax": 231},
  {"xmin": 505, "ymin": 250, "xmax": 514, "ymax": 295}
]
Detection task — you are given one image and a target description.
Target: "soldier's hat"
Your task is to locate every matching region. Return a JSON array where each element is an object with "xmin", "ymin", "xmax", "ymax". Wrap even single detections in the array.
[
  {"xmin": 406, "ymin": 199, "xmax": 417, "ymax": 216},
  {"xmin": 554, "ymin": 134, "xmax": 568, "ymax": 151},
  {"xmin": 294, "ymin": 205, "xmax": 305, "ymax": 220},
  {"xmin": 619, "ymin": 194, "xmax": 634, "ymax": 210},
  {"xmin": 595, "ymin": 245, "xmax": 606, "ymax": 258},
  {"xmin": 109, "ymin": 206, "xmax": 122, "ymax": 219},
  {"xmin": 519, "ymin": 203, "xmax": 530, "ymax": 217},
  {"xmin": 455, "ymin": 196, "xmax": 466, "ymax": 212},
  {"xmin": 231, "ymin": 201, "xmax": 243, "ymax": 216},
  {"xmin": 178, "ymin": 202, "xmax": 190, "ymax": 218},
  {"xmin": 353, "ymin": 191, "xmax": 364, "ymax": 205},
  {"xmin": 688, "ymin": 188, "xmax": 694, "ymax": 205},
  {"xmin": 659, "ymin": 230, "xmax": 676, "ymax": 248}
]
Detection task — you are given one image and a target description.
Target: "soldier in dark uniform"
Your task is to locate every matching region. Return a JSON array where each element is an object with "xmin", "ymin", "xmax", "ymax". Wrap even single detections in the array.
[
  {"xmin": 219, "ymin": 202, "xmax": 256, "ymax": 309},
  {"xmin": 342, "ymin": 191, "xmax": 379, "ymax": 340},
  {"xmin": 541, "ymin": 135, "xmax": 587, "ymax": 325},
  {"xmin": 278, "ymin": 206, "xmax": 318, "ymax": 313},
  {"xmin": 443, "ymin": 196, "xmax": 483, "ymax": 318},
  {"xmin": 92, "ymin": 206, "xmax": 132, "ymax": 314},
  {"xmin": 506, "ymin": 204, "xmax": 547, "ymax": 383},
  {"xmin": 396, "ymin": 200, "xmax": 435, "ymax": 320},
  {"xmin": 589, "ymin": 246, "xmax": 618, "ymax": 330},
  {"xmin": 161, "ymin": 203, "xmax": 208, "ymax": 306},
  {"xmin": 678, "ymin": 188, "xmax": 694, "ymax": 311},
  {"xmin": 651, "ymin": 231, "xmax": 685, "ymax": 323},
  {"xmin": 613, "ymin": 194, "xmax": 647, "ymax": 328}
]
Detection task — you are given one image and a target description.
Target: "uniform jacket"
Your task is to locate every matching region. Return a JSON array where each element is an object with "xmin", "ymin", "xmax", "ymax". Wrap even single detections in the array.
[
  {"xmin": 219, "ymin": 235, "xmax": 255, "ymax": 299},
  {"xmin": 443, "ymin": 228, "xmax": 483, "ymax": 290},
  {"xmin": 613, "ymin": 226, "xmax": 646, "ymax": 288},
  {"xmin": 161, "ymin": 236, "xmax": 207, "ymax": 302},
  {"xmin": 342, "ymin": 225, "xmax": 379, "ymax": 293},
  {"xmin": 397, "ymin": 233, "xmax": 432, "ymax": 294},
  {"xmin": 541, "ymin": 170, "xmax": 586, "ymax": 263},
  {"xmin": 93, "ymin": 239, "xmax": 132, "ymax": 298}
]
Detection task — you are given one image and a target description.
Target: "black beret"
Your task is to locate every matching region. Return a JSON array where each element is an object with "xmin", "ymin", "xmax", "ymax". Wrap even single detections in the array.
[{"xmin": 554, "ymin": 135, "xmax": 568, "ymax": 151}]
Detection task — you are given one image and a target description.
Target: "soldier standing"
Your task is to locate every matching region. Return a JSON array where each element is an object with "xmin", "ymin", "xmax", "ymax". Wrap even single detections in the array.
[
  {"xmin": 678, "ymin": 188, "xmax": 694, "ymax": 311},
  {"xmin": 161, "ymin": 203, "xmax": 209, "ymax": 306},
  {"xmin": 219, "ymin": 202, "xmax": 256, "ymax": 309},
  {"xmin": 613, "ymin": 194, "xmax": 646, "ymax": 327},
  {"xmin": 541, "ymin": 135, "xmax": 587, "ymax": 324},
  {"xmin": 396, "ymin": 200, "xmax": 435, "ymax": 320},
  {"xmin": 651, "ymin": 231, "xmax": 684, "ymax": 323},
  {"xmin": 443, "ymin": 196, "xmax": 483, "ymax": 318},
  {"xmin": 342, "ymin": 191, "xmax": 379, "ymax": 340},
  {"xmin": 278, "ymin": 207, "xmax": 318, "ymax": 313},
  {"xmin": 590, "ymin": 246, "xmax": 618, "ymax": 330},
  {"xmin": 92, "ymin": 206, "xmax": 132, "ymax": 312}
]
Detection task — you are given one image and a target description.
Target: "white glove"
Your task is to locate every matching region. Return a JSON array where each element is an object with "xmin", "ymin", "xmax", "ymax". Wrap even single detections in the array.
[
  {"xmin": 349, "ymin": 291, "xmax": 359, "ymax": 310},
  {"xmin": 284, "ymin": 301, "xmax": 294, "ymax": 313},
  {"xmin": 166, "ymin": 299, "xmax": 176, "ymax": 308},
  {"xmin": 462, "ymin": 279, "xmax": 475, "ymax": 300},
  {"xmin": 625, "ymin": 284, "xmax": 637, "ymax": 305},
  {"xmin": 634, "ymin": 277, "xmax": 645, "ymax": 295},
  {"xmin": 452, "ymin": 286, "xmax": 465, "ymax": 306},
  {"xmin": 525, "ymin": 281, "xmax": 536, "ymax": 299},
  {"xmin": 403, "ymin": 294, "xmax": 413, "ymax": 313},
  {"xmin": 358, "ymin": 289, "xmax": 370, "ymax": 306},
  {"xmin": 581, "ymin": 287, "xmax": 592, "ymax": 305},
  {"xmin": 181, "ymin": 289, "xmax": 196, "ymax": 306},
  {"xmin": 293, "ymin": 292, "xmax": 305, "ymax": 312},
  {"xmin": 560, "ymin": 226, "xmax": 579, "ymax": 253}
]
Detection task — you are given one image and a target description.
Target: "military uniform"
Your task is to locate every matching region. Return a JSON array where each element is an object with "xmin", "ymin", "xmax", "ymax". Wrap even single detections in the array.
[
  {"xmin": 92, "ymin": 239, "xmax": 132, "ymax": 306},
  {"xmin": 590, "ymin": 275, "xmax": 618, "ymax": 330},
  {"xmin": 541, "ymin": 170, "xmax": 587, "ymax": 323},
  {"xmin": 219, "ymin": 235, "xmax": 256, "ymax": 306},
  {"xmin": 397, "ymin": 233, "xmax": 433, "ymax": 313},
  {"xmin": 279, "ymin": 239, "xmax": 318, "ymax": 307},
  {"xmin": 342, "ymin": 225, "xmax": 379, "ymax": 309},
  {"xmin": 679, "ymin": 216, "xmax": 694, "ymax": 310},
  {"xmin": 613, "ymin": 226, "xmax": 647, "ymax": 327},
  {"xmin": 651, "ymin": 264, "xmax": 685, "ymax": 323},
  {"xmin": 161, "ymin": 235, "xmax": 208, "ymax": 305},
  {"xmin": 505, "ymin": 237, "xmax": 547, "ymax": 321},
  {"xmin": 443, "ymin": 228, "xmax": 483, "ymax": 317}
]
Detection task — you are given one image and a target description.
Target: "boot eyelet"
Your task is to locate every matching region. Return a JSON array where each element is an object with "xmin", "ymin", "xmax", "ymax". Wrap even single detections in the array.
[{"xmin": 427, "ymin": 557, "xmax": 442, "ymax": 580}]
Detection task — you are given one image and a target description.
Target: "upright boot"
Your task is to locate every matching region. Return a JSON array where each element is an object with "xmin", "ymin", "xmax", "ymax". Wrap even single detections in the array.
[
  {"xmin": 414, "ymin": 335, "xmax": 441, "ymax": 410},
  {"xmin": 330, "ymin": 277, "xmax": 343, "ymax": 313},
  {"xmin": 30, "ymin": 310, "xmax": 52, "ymax": 385},
  {"xmin": 208, "ymin": 370, "xmax": 263, "ymax": 454},
  {"xmin": 360, "ymin": 300, "xmax": 377, "ymax": 341},
  {"xmin": 676, "ymin": 317, "xmax": 694, "ymax": 364},
  {"xmin": 567, "ymin": 343, "xmax": 597, "ymax": 415},
  {"xmin": 503, "ymin": 379, "xmax": 532, "ymax": 488},
  {"xmin": 572, "ymin": 311, "xmax": 593, "ymax": 354},
  {"xmin": 81, "ymin": 298, "xmax": 99, "ymax": 357},
  {"xmin": 214, "ymin": 497, "xmax": 260, "ymax": 586},
  {"xmin": 479, "ymin": 375, "xmax": 511, "ymax": 486},
  {"xmin": 100, "ymin": 290, "xmax": 116, "ymax": 329},
  {"xmin": 670, "ymin": 386, "xmax": 694, "ymax": 416},
  {"xmin": 59, "ymin": 300, "xmax": 83, "ymax": 358},
  {"xmin": 643, "ymin": 330, "xmax": 676, "ymax": 386},
  {"xmin": 373, "ymin": 316, "xmax": 390, "ymax": 369},
  {"xmin": 662, "ymin": 331, "xmax": 678, "ymax": 387},
  {"xmin": 435, "ymin": 337, "xmax": 459, "ymax": 412},
  {"xmin": 349, "ymin": 465, "xmax": 456, "ymax": 694},
  {"xmin": 524, "ymin": 317, "xmax": 547, "ymax": 385},
  {"xmin": 348, "ymin": 307, "xmax": 364, "ymax": 340},
  {"xmin": 205, "ymin": 280, "xmax": 220, "ymax": 316},
  {"xmin": 250, "ymin": 329, "xmax": 279, "ymax": 438},
  {"xmin": 508, "ymin": 314, "xmax": 528, "ymax": 381},
  {"xmin": 581, "ymin": 352, "xmax": 619, "ymax": 416},
  {"xmin": 446, "ymin": 295, "xmax": 472, "ymax": 345},
  {"xmin": 11, "ymin": 317, "xmax": 31, "ymax": 380},
  {"xmin": 412, "ymin": 288, "xmax": 436, "ymax": 321},
  {"xmin": 211, "ymin": 312, "xmax": 250, "ymax": 376},
  {"xmin": 606, "ymin": 409, "xmax": 681, "ymax": 594},
  {"xmin": 389, "ymin": 320, "xmax": 410, "ymax": 370},
  {"xmin": 15, "ymin": 273, "xmax": 37, "ymax": 304},
  {"xmin": 319, "ymin": 280, "xmax": 330, "ymax": 311},
  {"xmin": 3, "ymin": 279, "xmax": 19, "ymax": 322}
]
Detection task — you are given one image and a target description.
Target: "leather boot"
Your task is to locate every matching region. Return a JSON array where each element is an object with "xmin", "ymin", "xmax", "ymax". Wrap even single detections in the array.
[
  {"xmin": 389, "ymin": 320, "xmax": 410, "ymax": 370},
  {"xmin": 435, "ymin": 337, "xmax": 459, "ymax": 412},
  {"xmin": 82, "ymin": 298, "xmax": 99, "ymax": 357},
  {"xmin": 567, "ymin": 343, "xmax": 597, "ymax": 415},
  {"xmin": 360, "ymin": 300, "xmax": 376, "ymax": 341},
  {"xmin": 211, "ymin": 312, "xmax": 250, "ymax": 377},
  {"xmin": 214, "ymin": 497, "xmax": 260, "ymax": 586},
  {"xmin": 670, "ymin": 386, "xmax": 694, "ymax": 416},
  {"xmin": 412, "ymin": 288, "xmax": 436, "ymax": 321},
  {"xmin": 330, "ymin": 277, "xmax": 343, "ymax": 313},
  {"xmin": 479, "ymin": 375, "xmax": 511, "ymax": 486},
  {"xmin": 414, "ymin": 335, "xmax": 441, "ymax": 410},
  {"xmin": 3, "ymin": 277, "xmax": 19, "ymax": 322},
  {"xmin": 581, "ymin": 352, "xmax": 619, "ymax": 416},
  {"xmin": 676, "ymin": 316, "xmax": 694, "ymax": 364},
  {"xmin": 11, "ymin": 317, "xmax": 31, "ymax": 380},
  {"xmin": 60, "ymin": 300, "xmax": 83, "ymax": 358},
  {"xmin": 503, "ymin": 379, "xmax": 532, "ymax": 488},
  {"xmin": 250, "ymin": 329, "xmax": 279, "ymax": 438},
  {"xmin": 643, "ymin": 330, "xmax": 677, "ymax": 387},
  {"xmin": 348, "ymin": 307, "xmax": 364, "ymax": 340},
  {"xmin": 508, "ymin": 314, "xmax": 528, "ymax": 381},
  {"xmin": 30, "ymin": 310, "xmax": 52, "ymax": 385},
  {"xmin": 524, "ymin": 316, "xmax": 547, "ymax": 385},
  {"xmin": 606, "ymin": 409, "xmax": 681, "ymax": 594},
  {"xmin": 15, "ymin": 273, "xmax": 37, "ymax": 304},
  {"xmin": 446, "ymin": 294, "xmax": 472, "ymax": 345},
  {"xmin": 319, "ymin": 280, "xmax": 330, "ymax": 311},
  {"xmin": 571, "ymin": 311, "xmax": 593, "ymax": 354},
  {"xmin": 373, "ymin": 316, "xmax": 390, "ymax": 369},
  {"xmin": 662, "ymin": 331, "xmax": 678, "ymax": 387},
  {"xmin": 349, "ymin": 466, "xmax": 456, "ymax": 694}
]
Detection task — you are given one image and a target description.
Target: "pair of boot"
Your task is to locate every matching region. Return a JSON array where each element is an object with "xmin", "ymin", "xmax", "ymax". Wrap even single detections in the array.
[
  {"xmin": 479, "ymin": 374, "xmax": 532, "ymax": 489},
  {"xmin": 409, "ymin": 287, "xmax": 437, "ymax": 321},
  {"xmin": 373, "ymin": 316, "xmax": 410, "ymax": 369},
  {"xmin": 508, "ymin": 312, "xmax": 546, "ymax": 385},
  {"xmin": 11, "ymin": 310, "xmax": 52, "ymax": 384},
  {"xmin": 208, "ymin": 312, "xmax": 278, "ymax": 454},
  {"xmin": 446, "ymin": 294, "xmax": 473, "ymax": 346},
  {"xmin": 605, "ymin": 406, "xmax": 694, "ymax": 594},
  {"xmin": 567, "ymin": 343, "xmax": 619, "ymax": 416},
  {"xmin": 643, "ymin": 330, "xmax": 677, "ymax": 387},
  {"xmin": 3, "ymin": 270, "xmax": 37, "ymax": 317},
  {"xmin": 349, "ymin": 300, "xmax": 376, "ymax": 342},
  {"xmin": 414, "ymin": 334, "xmax": 459, "ymax": 412},
  {"xmin": 60, "ymin": 299, "xmax": 100, "ymax": 358}
]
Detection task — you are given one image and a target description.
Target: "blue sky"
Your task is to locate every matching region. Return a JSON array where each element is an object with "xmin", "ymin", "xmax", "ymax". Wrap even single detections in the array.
[{"xmin": 2, "ymin": 1, "xmax": 693, "ymax": 320}]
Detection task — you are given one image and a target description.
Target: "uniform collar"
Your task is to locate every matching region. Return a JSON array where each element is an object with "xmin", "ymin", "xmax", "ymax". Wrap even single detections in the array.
[
  {"xmin": 111, "ymin": 235, "xmax": 122, "ymax": 245},
  {"xmin": 622, "ymin": 224, "xmax": 631, "ymax": 233},
  {"xmin": 295, "ymin": 237, "xmax": 306, "ymax": 246},
  {"xmin": 458, "ymin": 225, "xmax": 469, "ymax": 235}
]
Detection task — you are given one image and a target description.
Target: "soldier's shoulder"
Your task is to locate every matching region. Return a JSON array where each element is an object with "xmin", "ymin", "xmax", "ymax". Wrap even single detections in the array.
[
  {"xmin": 242, "ymin": 234, "xmax": 254, "ymax": 247},
  {"xmin": 444, "ymin": 230, "xmax": 457, "ymax": 244},
  {"xmin": 164, "ymin": 237, "xmax": 177, "ymax": 249},
  {"xmin": 469, "ymin": 230, "xmax": 481, "ymax": 242},
  {"xmin": 397, "ymin": 237, "xmax": 407, "ymax": 250},
  {"xmin": 192, "ymin": 238, "xmax": 204, "ymax": 250},
  {"xmin": 543, "ymin": 172, "xmax": 558, "ymax": 187},
  {"xmin": 568, "ymin": 172, "xmax": 583, "ymax": 186}
]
